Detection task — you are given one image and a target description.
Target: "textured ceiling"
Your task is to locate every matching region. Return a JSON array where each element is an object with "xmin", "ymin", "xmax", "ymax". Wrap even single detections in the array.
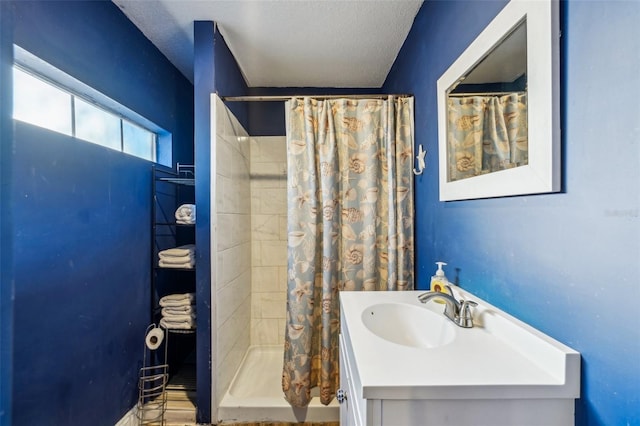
[{"xmin": 113, "ymin": 0, "xmax": 423, "ymax": 87}]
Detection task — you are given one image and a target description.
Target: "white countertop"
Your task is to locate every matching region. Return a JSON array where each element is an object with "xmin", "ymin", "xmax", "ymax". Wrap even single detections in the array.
[{"xmin": 339, "ymin": 288, "xmax": 580, "ymax": 400}]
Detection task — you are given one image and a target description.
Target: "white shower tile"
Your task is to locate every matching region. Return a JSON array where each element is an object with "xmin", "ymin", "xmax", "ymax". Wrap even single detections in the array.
[
  {"xmin": 228, "ymin": 178, "xmax": 249, "ymax": 215},
  {"xmin": 251, "ymin": 163, "xmax": 287, "ymax": 190},
  {"xmin": 250, "ymin": 187, "xmax": 262, "ymax": 215},
  {"xmin": 224, "ymin": 213, "xmax": 251, "ymax": 246},
  {"xmin": 257, "ymin": 292, "xmax": 286, "ymax": 319},
  {"xmin": 240, "ymin": 214, "xmax": 252, "ymax": 244},
  {"xmin": 238, "ymin": 182, "xmax": 252, "ymax": 214},
  {"xmin": 217, "ymin": 214, "xmax": 234, "ymax": 250},
  {"xmin": 263, "ymin": 302, "xmax": 286, "ymax": 321},
  {"xmin": 242, "ymin": 237, "xmax": 252, "ymax": 256},
  {"xmin": 250, "ymin": 291, "xmax": 284, "ymax": 319},
  {"xmin": 221, "ymin": 106, "xmax": 239, "ymax": 143},
  {"xmin": 251, "ymin": 318, "xmax": 281, "ymax": 346},
  {"xmin": 216, "ymin": 138, "xmax": 234, "ymax": 178},
  {"xmin": 251, "ymin": 161, "xmax": 285, "ymax": 177},
  {"xmin": 260, "ymin": 240, "xmax": 287, "ymax": 267},
  {"xmin": 216, "ymin": 253, "xmax": 225, "ymax": 288},
  {"xmin": 214, "ymin": 129, "xmax": 293, "ymax": 386},
  {"xmin": 252, "ymin": 266, "xmax": 280, "ymax": 292},
  {"xmin": 238, "ymin": 135, "xmax": 251, "ymax": 161},
  {"xmin": 218, "ymin": 327, "xmax": 250, "ymax": 403},
  {"xmin": 229, "ymin": 110, "xmax": 248, "ymax": 140},
  {"xmin": 251, "ymin": 291, "xmax": 260, "ymax": 316},
  {"xmin": 255, "ymin": 136, "xmax": 287, "ymax": 163},
  {"xmin": 250, "ymin": 158, "xmax": 274, "ymax": 175},
  {"xmin": 231, "ymin": 149, "xmax": 249, "ymax": 182},
  {"xmin": 239, "ymin": 242, "xmax": 251, "ymax": 274},
  {"xmin": 217, "ymin": 270, "xmax": 251, "ymax": 325},
  {"xmin": 277, "ymin": 318, "xmax": 287, "ymax": 344},
  {"xmin": 219, "ymin": 243, "xmax": 250, "ymax": 285},
  {"xmin": 259, "ymin": 188, "xmax": 287, "ymax": 214},
  {"xmin": 218, "ymin": 247, "xmax": 235, "ymax": 286},
  {"xmin": 278, "ymin": 266, "xmax": 289, "ymax": 292},
  {"xmin": 279, "ymin": 215, "xmax": 288, "ymax": 241},
  {"xmin": 252, "ymin": 214, "xmax": 280, "ymax": 241},
  {"xmin": 218, "ymin": 295, "xmax": 250, "ymax": 366},
  {"xmin": 251, "ymin": 240, "xmax": 261, "ymax": 266},
  {"xmin": 215, "ymin": 175, "xmax": 225, "ymax": 210},
  {"xmin": 251, "ymin": 176, "xmax": 286, "ymax": 191},
  {"xmin": 218, "ymin": 175, "xmax": 234, "ymax": 214},
  {"xmin": 213, "ymin": 99, "xmax": 254, "ymax": 404},
  {"xmin": 250, "ymin": 137, "xmax": 261, "ymax": 161},
  {"xmin": 279, "ymin": 170, "xmax": 289, "ymax": 188},
  {"xmin": 249, "ymin": 137, "xmax": 265, "ymax": 161}
]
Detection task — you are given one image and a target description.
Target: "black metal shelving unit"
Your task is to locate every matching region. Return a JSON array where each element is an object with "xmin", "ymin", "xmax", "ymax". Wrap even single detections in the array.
[{"xmin": 151, "ymin": 164, "xmax": 197, "ymax": 397}]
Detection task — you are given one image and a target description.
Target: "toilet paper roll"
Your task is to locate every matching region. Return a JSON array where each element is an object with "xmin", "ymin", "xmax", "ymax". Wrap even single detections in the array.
[{"xmin": 145, "ymin": 326, "xmax": 164, "ymax": 350}]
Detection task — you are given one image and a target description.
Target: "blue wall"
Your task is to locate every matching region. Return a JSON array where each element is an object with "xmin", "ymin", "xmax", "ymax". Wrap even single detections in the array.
[
  {"xmin": 4, "ymin": 1, "xmax": 194, "ymax": 424},
  {"xmin": 246, "ymin": 87, "xmax": 382, "ymax": 136},
  {"xmin": 193, "ymin": 21, "xmax": 249, "ymax": 424},
  {"xmin": 214, "ymin": 26, "xmax": 249, "ymax": 130},
  {"xmin": 193, "ymin": 21, "xmax": 215, "ymax": 425},
  {"xmin": 12, "ymin": 124, "xmax": 151, "ymax": 425},
  {"xmin": 12, "ymin": 0, "xmax": 193, "ymax": 166},
  {"xmin": 383, "ymin": 1, "xmax": 640, "ymax": 425},
  {"xmin": 0, "ymin": 2, "xmax": 14, "ymax": 425}
]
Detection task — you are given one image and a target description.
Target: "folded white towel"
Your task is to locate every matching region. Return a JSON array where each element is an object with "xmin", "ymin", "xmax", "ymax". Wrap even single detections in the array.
[
  {"xmin": 159, "ymin": 244, "xmax": 195, "ymax": 258},
  {"xmin": 175, "ymin": 203, "xmax": 195, "ymax": 217},
  {"xmin": 176, "ymin": 218, "xmax": 195, "ymax": 225},
  {"xmin": 159, "ymin": 293, "xmax": 195, "ymax": 307},
  {"xmin": 159, "ymin": 259, "xmax": 195, "ymax": 269},
  {"xmin": 161, "ymin": 313, "xmax": 196, "ymax": 322},
  {"xmin": 158, "ymin": 253, "xmax": 195, "ymax": 264},
  {"xmin": 160, "ymin": 318, "xmax": 196, "ymax": 330},
  {"xmin": 175, "ymin": 204, "xmax": 196, "ymax": 222},
  {"xmin": 162, "ymin": 306, "xmax": 195, "ymax": 316}
]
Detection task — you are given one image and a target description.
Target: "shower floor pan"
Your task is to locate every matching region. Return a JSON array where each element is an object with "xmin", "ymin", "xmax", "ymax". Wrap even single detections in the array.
[{"xmin": 218, "ymin": 345, "xmax": 339, "ymax": 423}]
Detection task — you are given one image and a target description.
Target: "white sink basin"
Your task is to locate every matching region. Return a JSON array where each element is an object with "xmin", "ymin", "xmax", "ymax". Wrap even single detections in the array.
[
  {"xmin": 361, "ymin": 302, "xmax": 456, "ymax": 349},
  {"xmin": 340, "ymin": 289, "xmax": 581, "ymax": 401}
]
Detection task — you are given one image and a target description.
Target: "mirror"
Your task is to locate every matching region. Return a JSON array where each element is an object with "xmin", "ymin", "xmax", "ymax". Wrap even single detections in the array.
[{"xmin": 437, "ymin": 0, "xmax": 560, "ymax": 201}]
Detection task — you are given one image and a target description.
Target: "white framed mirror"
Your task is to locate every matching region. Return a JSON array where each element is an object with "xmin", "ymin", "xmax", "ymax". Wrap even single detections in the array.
[{"xmin": 437, "ymin": 0, "xmax": 560, "ymax": 201}]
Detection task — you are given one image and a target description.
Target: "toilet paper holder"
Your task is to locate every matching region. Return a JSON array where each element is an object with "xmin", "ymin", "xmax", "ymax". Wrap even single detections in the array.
[
  {"xmin": 145, "ymin": 325, "xmax": 165, "ymax": 350},
  {"xmin": 137, "ymin": 323, "xmax": 169, "ymax": 424}
]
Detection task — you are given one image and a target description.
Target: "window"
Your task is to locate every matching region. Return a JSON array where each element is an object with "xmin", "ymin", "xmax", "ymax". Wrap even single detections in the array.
[
  {"xmin": 123, "ymin": 120, "xmax": 156, "ymax": 161},
  {"xmin": 12, "ymin": 46, "xmax": 170, "ymax": 165},
  {"xmin": 12, "ymin": 67, "xmax": 72, "ymax": 135},
  {"xmin": 74, "ymin": 96, "xmax": 122, "ymax": 151}
]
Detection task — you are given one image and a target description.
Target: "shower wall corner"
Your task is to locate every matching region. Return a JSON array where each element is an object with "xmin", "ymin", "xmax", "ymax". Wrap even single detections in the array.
[{"xmin": 210, "ymin": 94, "xmax": 252, "ymax": 417}]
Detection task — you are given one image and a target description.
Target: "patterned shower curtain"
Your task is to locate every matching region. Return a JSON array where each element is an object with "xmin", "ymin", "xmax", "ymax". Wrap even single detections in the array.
[
  {"xmin": 282, "ymin": 96, "xmax": 415, "ymax": 407},
  {"xmin": 446, "ymin": 93, "xmax": 527, "ymax": 182}
]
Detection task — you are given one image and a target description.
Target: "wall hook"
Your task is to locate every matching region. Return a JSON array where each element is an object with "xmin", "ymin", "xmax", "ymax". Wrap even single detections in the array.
[{"xmin": 413, "ymin": 144, "xmax": 426, "ymax": 175}]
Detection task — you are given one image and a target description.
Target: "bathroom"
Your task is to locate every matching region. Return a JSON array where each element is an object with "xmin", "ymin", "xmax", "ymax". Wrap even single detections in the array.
[{"xmin": 1, "ymin": 1, "xmax": 638, "ymax": 425}]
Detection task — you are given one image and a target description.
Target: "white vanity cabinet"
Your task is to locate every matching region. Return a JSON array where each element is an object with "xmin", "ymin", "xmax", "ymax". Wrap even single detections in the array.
[
  {"xmin": 339, "ymin": 331, "xmax": 373, "ymax": 426},
  {"xmin": 338, "ymin": 290, "xmax": 581, "ymax": 426}
]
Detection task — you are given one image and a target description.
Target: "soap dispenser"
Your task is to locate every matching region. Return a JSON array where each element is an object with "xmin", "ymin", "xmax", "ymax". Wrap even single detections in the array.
[{"xmin": 430, "ymin": 261, "xmax": 452, "ymax": 302}]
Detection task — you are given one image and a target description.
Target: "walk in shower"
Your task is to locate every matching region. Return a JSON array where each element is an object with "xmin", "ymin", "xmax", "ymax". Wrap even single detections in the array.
[
  {"xmin": 210, "ymin": 95, "xmax": 339, "ymax": 423},
  {"xmin": 210, "ymin": 93, "xmax": 413, "ymax": 423}
]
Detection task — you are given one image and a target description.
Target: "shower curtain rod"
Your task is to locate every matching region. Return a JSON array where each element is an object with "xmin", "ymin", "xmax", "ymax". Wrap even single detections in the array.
[
  {"xmin": 447, "ymin": 90, "xmax": 526, "ymax": 97},
  {"xmin": 220, "ymin": 94, "xmax": 412, "ymax": 102}
]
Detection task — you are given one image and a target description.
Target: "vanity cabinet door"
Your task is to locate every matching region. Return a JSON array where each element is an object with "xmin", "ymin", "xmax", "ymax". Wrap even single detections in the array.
[
  {"xmin": 338, "ymin": 345, "xmax": 351, "ymax": 425},
  {"xmin": 339, "ymin": 334, "xmax": 365, "ymax": 426}
]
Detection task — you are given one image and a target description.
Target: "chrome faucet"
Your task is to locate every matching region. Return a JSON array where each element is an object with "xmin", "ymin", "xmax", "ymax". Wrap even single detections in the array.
[{"xmin": 418, "ymin": 287, "xmax": 477, "ymax": 328}]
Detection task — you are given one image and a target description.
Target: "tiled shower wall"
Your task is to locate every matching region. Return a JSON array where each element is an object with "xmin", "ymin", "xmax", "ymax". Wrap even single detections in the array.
[
  {"xmin": 213, "ymin": 96, "xmax": 251, "ymax": 404},
  {"xmin": 250, "ymin": 136, "xmax": 288, "ymax": 346}
]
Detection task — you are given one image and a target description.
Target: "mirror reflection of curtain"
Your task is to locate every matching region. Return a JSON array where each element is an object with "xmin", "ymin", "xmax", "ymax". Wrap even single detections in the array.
[
  {"xmin": 447, "ymin": 93, "xmax": 527, "ymax": 182},
  {"xmin": 282, "ymin": 96, "xmax": 415, "ymax": 407}
]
